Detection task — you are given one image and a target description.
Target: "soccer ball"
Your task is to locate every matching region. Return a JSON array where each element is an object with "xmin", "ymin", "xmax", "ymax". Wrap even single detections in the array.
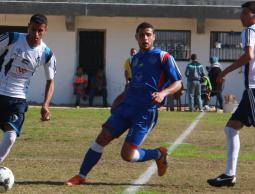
[{"xmin": 0, "ymin": 167, "xmax": 14, "ymax": 192}]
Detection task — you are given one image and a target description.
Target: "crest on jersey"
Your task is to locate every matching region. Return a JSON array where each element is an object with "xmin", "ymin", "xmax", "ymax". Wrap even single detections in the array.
[{"xmin": 134, "ymin": 72, "xmax": 143, "ymax": 82}]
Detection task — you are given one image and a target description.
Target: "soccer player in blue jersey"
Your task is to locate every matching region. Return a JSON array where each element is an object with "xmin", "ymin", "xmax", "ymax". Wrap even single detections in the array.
[
  {"xmin": 66, "ymin": 22, "xmax": 182, "ymax": 186},
  {"xmin": 0, "ymin": 14, "xmax": 56, "ymax": 163},
  {"xmin": 207, "ymin": 1, "xmax": 255, "ymax": 187}
]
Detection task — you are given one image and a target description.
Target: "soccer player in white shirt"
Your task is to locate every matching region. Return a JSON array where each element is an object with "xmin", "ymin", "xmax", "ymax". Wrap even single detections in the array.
[
  {"xmin": 208, "ymin": 1, "xmax": 255, "ymax": 187},
  {"xmin": 0, "ymin": 14, "xmax": 56, "ymax": 163}
]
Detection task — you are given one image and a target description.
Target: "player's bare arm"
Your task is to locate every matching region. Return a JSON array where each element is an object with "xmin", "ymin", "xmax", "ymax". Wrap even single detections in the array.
[
  {"xmin": 152, "ymin": 80, "xmax": 182, "ymax": 104},
  {"xmin": 217, "ymin": 46, "xmax": 254, "ymax": 84},
  {"xmin": 41, "ymin": 79, "xmax": 54, "ymax": 121}
]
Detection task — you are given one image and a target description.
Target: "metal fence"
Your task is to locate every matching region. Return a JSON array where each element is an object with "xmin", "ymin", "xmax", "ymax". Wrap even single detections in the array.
[{"xmin": 155, "ymin": 30, "xmax": 191, "ymax": 61}]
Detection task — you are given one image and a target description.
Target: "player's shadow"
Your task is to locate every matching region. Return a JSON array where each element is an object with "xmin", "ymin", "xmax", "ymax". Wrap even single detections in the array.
[
  {"xmin": 16, "ymin": 180, "xmax": 163, "ymax": 187},
  {"xmin": 16, "ymin": 181, "xmax": 63, "ymax": 186}
]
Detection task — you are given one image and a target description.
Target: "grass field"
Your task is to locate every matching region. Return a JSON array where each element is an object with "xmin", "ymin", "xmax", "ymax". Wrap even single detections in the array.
[{"xmin": 2, "ymin": 107, "xmax": 255, "ymax": 194}]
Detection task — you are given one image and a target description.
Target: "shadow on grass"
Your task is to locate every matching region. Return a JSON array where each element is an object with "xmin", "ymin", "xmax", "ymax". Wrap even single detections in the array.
[{"xmin": 15, "ymin": 180, "xmax": 163, "ymax": 187}]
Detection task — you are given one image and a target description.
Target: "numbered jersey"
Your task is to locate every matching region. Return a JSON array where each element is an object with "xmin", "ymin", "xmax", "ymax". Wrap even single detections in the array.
[{"xmin": 0, "ymin": 32, "xmax": 56, "ymax": 99}]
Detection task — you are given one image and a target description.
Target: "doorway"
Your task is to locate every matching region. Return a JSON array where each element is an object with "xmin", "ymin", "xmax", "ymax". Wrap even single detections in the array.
[{"xmin": 78, "ymin": 31, "xmax": 105, "ymax": 76}]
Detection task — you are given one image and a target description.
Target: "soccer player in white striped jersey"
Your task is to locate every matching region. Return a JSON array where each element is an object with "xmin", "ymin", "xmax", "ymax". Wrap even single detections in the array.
[
  {"xmin": 208, "ymin": 1, "xmax": 255, "ymax": 187},
  {"xmin": 0, "ymin": 14, "xmax": 56, "ymax": 163}
]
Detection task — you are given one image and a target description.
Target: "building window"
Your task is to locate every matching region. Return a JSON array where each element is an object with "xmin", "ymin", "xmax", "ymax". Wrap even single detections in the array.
[
  {"xmin": 0, "ymin": 26, "xmax": 27, "ymax": 34},
  {"xmin": 210, "ymin": 31, "xmax": 243, "ymax": 62},
  {"xmin": 154, "ymin": 30, "xmax": 191, "ymax": 61}
]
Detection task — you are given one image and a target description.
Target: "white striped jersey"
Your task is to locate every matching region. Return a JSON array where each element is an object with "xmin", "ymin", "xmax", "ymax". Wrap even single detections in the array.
[
  {"xmin": 0, "ymin": 32, "xmax": 56, "ymax": 99},
  {"xmin": 242, "ymin": 24, "xmax": 255, "ymax": 88}
]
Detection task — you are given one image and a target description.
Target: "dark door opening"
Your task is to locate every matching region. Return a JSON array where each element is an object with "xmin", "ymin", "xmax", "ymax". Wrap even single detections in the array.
[
  {"xmin": 78, "ymin": 31, "xmax": 105, "ymax": 77},
  {"xmin": 0, "ymin": 26, "xmax": 27, "ymax": 34}
]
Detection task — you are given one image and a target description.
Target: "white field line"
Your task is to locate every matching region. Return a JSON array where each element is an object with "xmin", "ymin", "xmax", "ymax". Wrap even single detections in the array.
[{"xmin": 123, "ymin": 112, "xmax": 205, "ymax": 194}]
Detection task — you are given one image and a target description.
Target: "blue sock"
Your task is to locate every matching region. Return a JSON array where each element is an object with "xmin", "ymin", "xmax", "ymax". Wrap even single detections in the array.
[
  {"xmin": 136, "ymin": 148, "xmax": 160, "ymax": 162},
  {"xmin": 79, "ymin": 148, "xmax": 102, "ymax": 177}
]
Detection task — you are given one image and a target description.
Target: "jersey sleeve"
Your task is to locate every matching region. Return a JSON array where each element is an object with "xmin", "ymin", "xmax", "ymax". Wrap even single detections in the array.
[
  {"xmin": 43, "ymin": 47, "xmax": 56, "ymax": 80},
  {"xmin": 243, "ymin": 27, "xmax": 255, "ymax": 48},
  {"xmin": 160, "ymin": 51, "xmax": 182, "ymax": 82}
]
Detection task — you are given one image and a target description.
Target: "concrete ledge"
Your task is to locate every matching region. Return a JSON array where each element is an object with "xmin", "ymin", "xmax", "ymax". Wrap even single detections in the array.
[{"xmin": 0, "ymin": 2, "xmax": 241, "ymax": 19}]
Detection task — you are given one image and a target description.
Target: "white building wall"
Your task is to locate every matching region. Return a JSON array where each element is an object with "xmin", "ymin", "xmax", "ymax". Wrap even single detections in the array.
[{"xmin": 0, "ymin": 14, "xmax": 245, "ymax": 105}]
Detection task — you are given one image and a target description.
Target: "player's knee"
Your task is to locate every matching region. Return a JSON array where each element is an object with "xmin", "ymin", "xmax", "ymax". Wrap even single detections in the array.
[
  {"xmin": 5, "ymin": 131, "xmax": 17, "ymax": 146},
  {"xmin": 95, "ymin": 128, "xmax": 114, "ymax": 146},
  {"xmin": 121, "ymin": 151, "xmax": 133, "ymax": 162}
]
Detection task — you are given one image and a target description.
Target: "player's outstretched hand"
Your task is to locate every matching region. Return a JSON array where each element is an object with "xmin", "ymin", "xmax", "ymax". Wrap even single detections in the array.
[{"xmin": 40, "ymin": 106, "xmax": 51, "ymax": 121}]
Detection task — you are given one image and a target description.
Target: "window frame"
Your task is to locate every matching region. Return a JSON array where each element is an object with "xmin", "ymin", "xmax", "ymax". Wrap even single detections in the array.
[
  {"xmin": 154, "ymin": 30, "xmax": 191, "ymax": 61},
  {"xmin": 210, "ymin": 31, "xmax": 243, "ymax": 62}
]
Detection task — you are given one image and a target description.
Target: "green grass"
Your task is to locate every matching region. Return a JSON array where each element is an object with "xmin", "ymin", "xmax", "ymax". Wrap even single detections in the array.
[{"xmin": 2, "ymin": 107, "xmax": 255, "ymax": 194}]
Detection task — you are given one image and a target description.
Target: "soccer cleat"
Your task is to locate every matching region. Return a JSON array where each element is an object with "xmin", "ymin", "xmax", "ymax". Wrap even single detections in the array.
[
  {"xmin": 207, "ymin": 173, "xmax": 236, "ymax": 187},
  {"xmin": 156, "ymin": 147, "xmax": 168, "ymax": 176},
  {"xmin": 65, "ymin": 175, "xmax": 85, "ymax": 186}
]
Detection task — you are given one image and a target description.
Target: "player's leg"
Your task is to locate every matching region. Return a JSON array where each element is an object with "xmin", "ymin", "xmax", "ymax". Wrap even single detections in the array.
[
  {"xmin": 0, "ymin": 96, "xmax": 27, "ymax": 163},
  {"xmin": 207, "ymin": 120, "xmax": 241, "ymax": 187},
  {"xmin": 66, "ymin": 104, "xmax": 129, "ymax": 186},
  {"xmin": 121, "ymin": 142, "xmax": 167, "ymax": 176},
  {"xmin": 207, "ymin": 89, "xmax": 252, "ymax": 187},
  {"xmin": 224, "ymin": 120, "xmax": 242, "ymax": 176},
  {"xmin": 121, "ymin": 108, "xmax": 168, "ymax": 176},
  {"xmin": 0, "ymin": 124, "xmax": 17, "ymax": 163},
  {"xmin": 79, "ymin": 128, "xmax": 113, "ymax": 177},
  {"xmin": 65, "ymin": 128, "xmax": 114, "ymax": 186},
  {"xmin": 121, "ymin": 142, "xmax": 161, "ymax": 162}
]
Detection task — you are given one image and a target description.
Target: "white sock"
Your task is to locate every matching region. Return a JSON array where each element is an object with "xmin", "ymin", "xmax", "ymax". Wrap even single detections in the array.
[
  {"xmin": 0, "ymin": 131, "xmax": 17, "ymax": 163},
  {"xmin": 224, "ymin": 126, "xmax": 240, "ymax": 176},
  {"xmin": 90, "ymin": 141, "xmax": 104, "ymax": 153},
  {"xmin": 130, "ymin": 149, "xmax": 140, "ymax": 162}
]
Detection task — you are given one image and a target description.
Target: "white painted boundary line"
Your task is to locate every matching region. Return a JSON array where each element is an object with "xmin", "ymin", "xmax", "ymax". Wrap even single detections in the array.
[{"xmin": 123, "ymin": 112, "xmax": 205, "ymax": 194}]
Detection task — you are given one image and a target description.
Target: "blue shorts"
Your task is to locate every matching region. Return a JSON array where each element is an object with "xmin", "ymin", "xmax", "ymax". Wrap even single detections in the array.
[
  {"xmin": 230, "ymin": 89, "xmax": 255, "ymax": 127},
  {"xmin": 103, "ymin": 103, "xmax": 158, "ymax": 148},
  {"xmin": 0, "ymin": 95, "xmax": 28, "ymax": 136}
]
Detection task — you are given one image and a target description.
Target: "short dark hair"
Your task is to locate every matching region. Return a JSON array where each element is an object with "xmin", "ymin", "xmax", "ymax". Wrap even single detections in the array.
[
  {"xmin": 190, "ymin": 54, "xmax": 197, "ymax": 61},
  {"xmin": 136, "ymin": 22, "xmax": 155, "ymax": 33},
  {"xmin": 242, "ymin": 1, "xmax": 255, "ymax": 13},
  {"xmin": 30, "ymin": 14, "xmax": 48, "ymax": 25}
]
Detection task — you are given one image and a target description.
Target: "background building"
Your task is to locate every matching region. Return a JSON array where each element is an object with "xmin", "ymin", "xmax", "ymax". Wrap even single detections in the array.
[{"xmin": 0, "ymin": 0, "xmax": 248, "ymax": 105}]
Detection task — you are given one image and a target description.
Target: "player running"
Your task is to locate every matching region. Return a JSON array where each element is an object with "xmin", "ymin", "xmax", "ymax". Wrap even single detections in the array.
[
  {"xmin": 0, "ymin": 14, "xmax": 56, "ymax": 163},
  {"xmin": 66, "ymin": 22, "xmax": 182, "ymax": 186},
  {"xmin": 207, "ymin": 1, "xmax": 255, "ymax": 187}
]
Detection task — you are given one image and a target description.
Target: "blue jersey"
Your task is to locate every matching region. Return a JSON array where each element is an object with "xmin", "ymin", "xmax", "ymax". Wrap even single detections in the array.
[{"xmin": 123, "ymin": 48, "xmax": 182, "ymax": 109}]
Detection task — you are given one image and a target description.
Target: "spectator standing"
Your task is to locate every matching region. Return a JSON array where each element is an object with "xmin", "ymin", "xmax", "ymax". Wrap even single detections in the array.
[
  {"xmin": 200, "ymin": 75, "xmax": 212, "ymax": 111},
  {"xmin": 123, "ymin": 48, "xmax": 137, "ymax": 85},
  {"xmin": 185, "ymin": 54, "xmax": 205, "ymax": 112},
  {"xmin": 208, "ymin": 56, "xmax": 224, "ymax": 110}
]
